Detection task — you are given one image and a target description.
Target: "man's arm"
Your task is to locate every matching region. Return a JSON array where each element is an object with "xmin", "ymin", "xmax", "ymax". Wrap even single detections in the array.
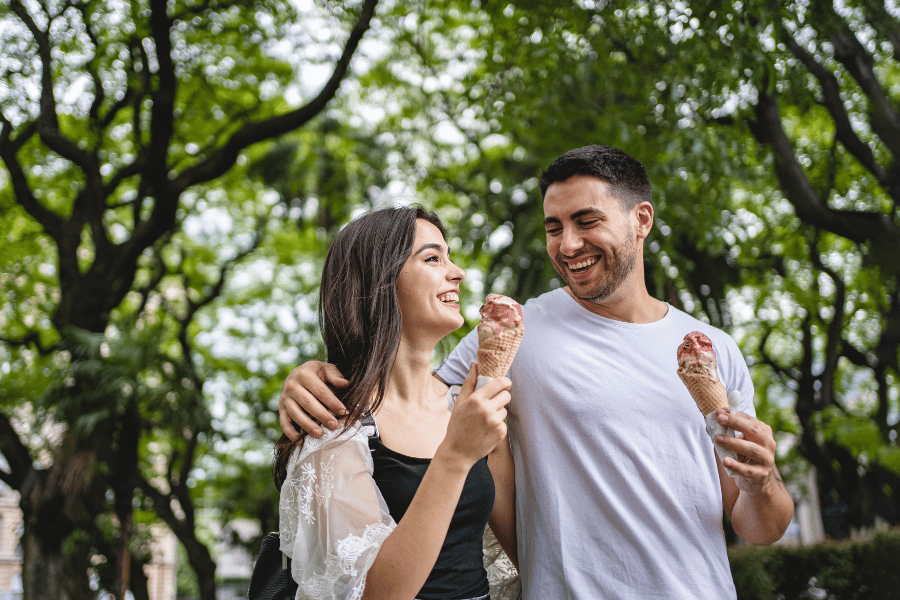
[
  {"xmin": 279, "ymin": 361, "xmax": 452, "ymax": 439},
  {"xmin": 487, "ymin": 434, "xmax": 518, "ymax": 569},
  {"xmin": 717, "ymin": 408, "xmax": 794, "ymax": 546},
  {"xmin": 282, "ymin": 327, "xmax": 481, "ymax": 440}
]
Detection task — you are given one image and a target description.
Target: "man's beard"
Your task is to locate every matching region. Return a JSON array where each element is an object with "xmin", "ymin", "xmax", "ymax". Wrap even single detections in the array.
[{"xmin": 553, "ymin": 236, "xmax": 636, "ymax": 303}]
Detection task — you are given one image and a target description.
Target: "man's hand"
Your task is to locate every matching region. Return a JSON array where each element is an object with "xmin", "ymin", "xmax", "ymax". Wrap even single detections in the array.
[
  {"xmin": 279, "ymin": 361, "xmax": 349, "ymax": 440},
  {"xmin": 714, "ymin": 407, "xmax": 779, "ymax": 494},
  {"xmin": 715, "ymin": 393, "xmax": 794, "ymax": 545}
]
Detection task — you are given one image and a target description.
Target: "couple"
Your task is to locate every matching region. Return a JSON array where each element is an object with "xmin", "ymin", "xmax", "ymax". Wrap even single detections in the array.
[{"xmin": 274, "ymin": 145, "xmax": 794, "ymax": 600}]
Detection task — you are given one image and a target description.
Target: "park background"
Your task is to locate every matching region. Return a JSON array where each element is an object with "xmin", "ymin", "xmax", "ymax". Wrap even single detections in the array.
[{"xmin": 1, "ymin": 0, "xmax": 899, "ymax": 598}]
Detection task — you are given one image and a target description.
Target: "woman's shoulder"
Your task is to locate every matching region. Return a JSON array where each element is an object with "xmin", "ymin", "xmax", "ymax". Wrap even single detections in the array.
[{"xmin": 291, "ymin": 420, "xmax": 373, "ymax": 462}]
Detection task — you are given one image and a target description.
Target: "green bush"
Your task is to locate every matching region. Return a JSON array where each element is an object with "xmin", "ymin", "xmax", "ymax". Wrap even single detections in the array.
[{"xmin": 729, "ymin": 529, "xmax": 900, "ymax": 600}]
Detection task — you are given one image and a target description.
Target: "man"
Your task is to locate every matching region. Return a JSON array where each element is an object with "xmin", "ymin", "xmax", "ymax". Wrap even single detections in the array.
[{"xmin": 279, "ymin": 145, "xmax": 794, "ymax": 598}]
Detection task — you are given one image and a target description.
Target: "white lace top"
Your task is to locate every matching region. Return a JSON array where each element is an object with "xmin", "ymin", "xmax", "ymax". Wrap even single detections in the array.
[
  {"xmin": 279, "ymin": 421, "xmax": 394, "ymax": 600},
  {"xmin": 278, "ymin": 403, "xmax": 520, "ymax": 600}
]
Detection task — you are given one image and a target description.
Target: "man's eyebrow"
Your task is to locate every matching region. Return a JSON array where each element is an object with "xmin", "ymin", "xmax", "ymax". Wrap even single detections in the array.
[
  {"xmin": 413, "ymin": 242, "xmax": 445, "ymax": 255},
  {"xmin": 572, "ymin": 208, "xmax": 606, "ymax": 219},
  {"xmin": 543, "ymin": 208, "xmax": 606, "ymax": 226}
]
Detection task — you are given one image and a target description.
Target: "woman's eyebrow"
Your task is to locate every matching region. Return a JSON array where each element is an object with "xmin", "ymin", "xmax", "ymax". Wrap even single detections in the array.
[{"xmin": 413, "ymin": 242, "xmax": 445, "ymax": 255}]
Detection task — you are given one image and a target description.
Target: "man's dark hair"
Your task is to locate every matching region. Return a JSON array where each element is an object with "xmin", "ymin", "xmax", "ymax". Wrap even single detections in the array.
[
  {"xmin": 274, "ymin": 205, "xmax": 445, "ymax": 489},
  {"xmin": 539, "ymin": 145, "xmax": 652, "ymax": 210}
]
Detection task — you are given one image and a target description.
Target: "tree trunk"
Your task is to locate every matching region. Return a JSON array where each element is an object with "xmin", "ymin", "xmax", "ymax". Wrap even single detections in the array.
[{"xmin": 20, "ymin": 531, "xmax": 71, "ymax": 600}]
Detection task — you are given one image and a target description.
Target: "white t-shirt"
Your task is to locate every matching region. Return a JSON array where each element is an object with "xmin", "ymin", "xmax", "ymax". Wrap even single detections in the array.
[{"xmin": 436, "ymin": 289, "xmax": 754, "ymax": 600}]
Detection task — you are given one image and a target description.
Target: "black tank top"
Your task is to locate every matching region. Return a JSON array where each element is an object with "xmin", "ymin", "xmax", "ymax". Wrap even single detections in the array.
[{"xmin": 368, "ymin": 434, "xmax": 494, "ymax": 600}]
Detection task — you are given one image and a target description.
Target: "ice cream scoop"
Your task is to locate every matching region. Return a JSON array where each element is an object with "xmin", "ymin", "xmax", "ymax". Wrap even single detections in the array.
[
  {"xmin": 677, "ymin": 331, "xmax": 729, "ymax": 416},
  {"xmin": 476, "ymin": 294, "xmax": 524, "ymax": 380}
]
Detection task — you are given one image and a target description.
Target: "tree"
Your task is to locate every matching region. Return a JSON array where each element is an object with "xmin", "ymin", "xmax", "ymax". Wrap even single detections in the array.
[{"xmin": 0, "ymin": 0, "xmax": 378, "ymax": 597}]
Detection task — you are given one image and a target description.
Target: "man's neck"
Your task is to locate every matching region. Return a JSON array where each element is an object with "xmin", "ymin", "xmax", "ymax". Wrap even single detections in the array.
[{"xmin": 563, "ymin": 286, "xmax": 668, "ymax": 324}]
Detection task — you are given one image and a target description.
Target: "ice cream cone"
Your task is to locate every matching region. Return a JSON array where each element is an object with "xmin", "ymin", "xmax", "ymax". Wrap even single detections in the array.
[
  {"xmin": 678, "ymin": 371, "xmax": 728, "ymax": 415},
  {"xmin": 477, "ymin": 327, "xmax": 524, "ymax": 378},
  {"xmin": 476, "ymin": 294, "xmax": 524, "ymax": 381},
  {"xmin": 677, "ymin": 331, "xmax": 728, "ymax": 416}
]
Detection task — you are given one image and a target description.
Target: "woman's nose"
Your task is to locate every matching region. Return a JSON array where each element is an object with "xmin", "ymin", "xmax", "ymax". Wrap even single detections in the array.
[{"xmin": 448, "ymin": 261, "xmax": 465, "ymax": 281}]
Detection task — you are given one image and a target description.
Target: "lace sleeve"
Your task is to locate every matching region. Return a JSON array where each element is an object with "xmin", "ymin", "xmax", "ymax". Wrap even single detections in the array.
[
  {"xmin": 279, "ymin": 424, "xmax": 396, "ymax": 600},
  {"xmin": 483, "ymin": 525, "xmax": 521, "ymax": 600}
]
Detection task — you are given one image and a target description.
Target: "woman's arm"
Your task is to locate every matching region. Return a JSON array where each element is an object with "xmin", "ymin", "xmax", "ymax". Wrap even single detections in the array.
[
  {"xmin": 363, "ymin": 366, "xmax": 511, "ymax": 600},
  {"xmin": 487, "ymin": 434, "xmax": 518, "ymax": 569}
]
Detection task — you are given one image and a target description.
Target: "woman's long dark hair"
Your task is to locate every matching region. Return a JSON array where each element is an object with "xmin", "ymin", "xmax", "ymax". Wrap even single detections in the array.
[{"xmin": 274, "ymin": 205, "xmax": 446, "ymax": 489}]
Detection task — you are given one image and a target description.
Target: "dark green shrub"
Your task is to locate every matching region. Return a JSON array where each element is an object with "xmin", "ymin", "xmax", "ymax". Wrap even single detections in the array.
[{"xmin": 729, "ymin": 529, "xmax": 900, "ymax": 600}]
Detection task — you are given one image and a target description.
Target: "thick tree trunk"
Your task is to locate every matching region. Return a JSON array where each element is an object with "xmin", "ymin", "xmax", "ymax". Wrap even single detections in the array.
[
  {"xmin": 20, "ymin": 532, "xmax": 71, "ymax": 600},
  {"xmin": 19, "ymin": 449, "xmax": 98, "ymax": 600}
]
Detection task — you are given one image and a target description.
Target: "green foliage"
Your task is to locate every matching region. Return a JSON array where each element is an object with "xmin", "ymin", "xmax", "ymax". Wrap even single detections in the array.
[{"xmin": 729, "ymin": 530, "xmax": 900, "ymax": 600}]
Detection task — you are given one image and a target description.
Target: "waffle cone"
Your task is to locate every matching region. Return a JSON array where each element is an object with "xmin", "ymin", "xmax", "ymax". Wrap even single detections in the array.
[
  {"xmin": 678, "ymin": 370, "xmax": 728, "ymax": 415},
  {"xmin": 477, "ymin": 327, "xmax": 523, "ymax": 378}
]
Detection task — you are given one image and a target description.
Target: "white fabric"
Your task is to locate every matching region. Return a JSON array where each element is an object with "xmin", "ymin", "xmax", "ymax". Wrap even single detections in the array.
[
  {"xmin": 279, "ymin": 422, "xmax": 396, "ymax": 600},
  {"xmin": 436, "ymin": 289, "xmax": 755, "ymax": 600}
]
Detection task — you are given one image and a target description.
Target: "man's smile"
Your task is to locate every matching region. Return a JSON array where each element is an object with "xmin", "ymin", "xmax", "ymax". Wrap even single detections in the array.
[{"xmin": 565, "ymin": 256, "xmax": 598, "ymax": 273}]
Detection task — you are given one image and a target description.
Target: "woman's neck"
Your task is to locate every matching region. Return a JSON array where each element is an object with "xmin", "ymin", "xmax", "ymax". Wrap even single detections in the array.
[{"xmin": 383, "ymin": 336, "xmax": 442, "ymax": 409}]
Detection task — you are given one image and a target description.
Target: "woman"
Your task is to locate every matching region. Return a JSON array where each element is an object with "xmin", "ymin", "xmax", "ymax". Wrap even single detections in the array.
[{"xmin": 273, "ymin": 206, "xmax": 517, "ymax": 600}]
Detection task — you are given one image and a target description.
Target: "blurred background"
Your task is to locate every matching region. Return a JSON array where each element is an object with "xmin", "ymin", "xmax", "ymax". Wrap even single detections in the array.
[{"xmin": 1, "ymin": 0, "xmax": 898, "ymax": 598}]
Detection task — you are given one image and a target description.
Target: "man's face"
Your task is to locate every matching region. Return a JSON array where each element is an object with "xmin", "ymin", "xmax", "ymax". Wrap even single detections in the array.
[{"xmin": 542, "ymin": 175, "xmax": 638, "ymax": 304}]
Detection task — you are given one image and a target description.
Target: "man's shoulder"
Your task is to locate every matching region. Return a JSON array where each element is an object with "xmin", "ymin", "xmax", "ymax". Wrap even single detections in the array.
[{"xmin": 521, "ymin": 288, "xmax": 566, "ymax": 314}]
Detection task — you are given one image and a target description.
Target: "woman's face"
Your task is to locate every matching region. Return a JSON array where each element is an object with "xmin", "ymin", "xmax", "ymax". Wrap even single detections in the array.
[{"xmin": 395, "ymin": 219, "xmax": 466, "ymax": 340}]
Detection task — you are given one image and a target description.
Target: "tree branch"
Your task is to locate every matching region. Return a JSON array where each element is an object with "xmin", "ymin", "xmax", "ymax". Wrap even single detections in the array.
[
  {"xmin": 178, "ymin": 218, "xmax": 266, "ymax": 380},
  {"xmin": 839, "ymin": 338, "xmax": 871, "ymax": 368},
  {"xmin": 72, "ymin": 1, "xmax": 105, "ymax": 123},
  {"xmin": 808, "ymin": 229, "xmax": 845, "ymax": 407},
  {"xmin": 781, "ymin": 33, "xmax": 886, "ymax": 185},
  {"xmin": 749, "ymin": 88, "xmax": 900, "ymax": 275},
  {"xmin": 861, "ymin": 0, "xmax": 900, "ymax": 62},
  {"xmin": 874, "ymin": 284, "xmax": 900, "ymax": 373},
  {"xmin": 135, "ymin": 472, "xmax": 217, "ymax": 600},
  {"xmin": 137, "ymin": 0, "xmax": 178, "ymax": 240},
  {"xmin": 757, "ymin": 328, "xmax": 798, "ymax": 382},
  {"xmin": 171, "ymin": 0, "xmax": 379, "ymax": 192},
  {"xmin": 0, "ymin": 331, "xmax": 58, "ymax": 355},
  {"xmin": 10, "ymin": 0, "xmax": 99, "ymax": 180},
  {"xmin": 0, "ymin": 115, "xmax": 64, "ymax": 237},
  {"xmin": 9, "ymin": 0, "xmax": 58, "ymax": 132},
  {"xmin": 820, "ymin": 5, "xmax": 900, "ymax": 159}
]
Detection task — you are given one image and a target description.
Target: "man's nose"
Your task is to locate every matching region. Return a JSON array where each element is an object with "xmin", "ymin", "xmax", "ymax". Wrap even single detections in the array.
[{"xmin": 560, "ymin": 228, "xmax": 584, "ymax": 255}]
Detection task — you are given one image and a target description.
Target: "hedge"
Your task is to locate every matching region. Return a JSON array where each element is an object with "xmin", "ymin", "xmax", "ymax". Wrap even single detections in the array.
[{"xmin": 729, "ymin": 530, "xmax": 900, "ymax": 599}]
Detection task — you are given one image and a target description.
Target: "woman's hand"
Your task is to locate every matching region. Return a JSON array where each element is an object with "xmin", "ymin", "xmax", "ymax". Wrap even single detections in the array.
[{"xmin": 437, "ymin": 363, "xmax": 511, "ymax": 471}]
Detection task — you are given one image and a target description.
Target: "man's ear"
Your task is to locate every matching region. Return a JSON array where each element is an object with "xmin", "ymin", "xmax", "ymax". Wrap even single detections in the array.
[{"xmin": 633, "ymin": 201, "xmax": 654, "ymax": 240}]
